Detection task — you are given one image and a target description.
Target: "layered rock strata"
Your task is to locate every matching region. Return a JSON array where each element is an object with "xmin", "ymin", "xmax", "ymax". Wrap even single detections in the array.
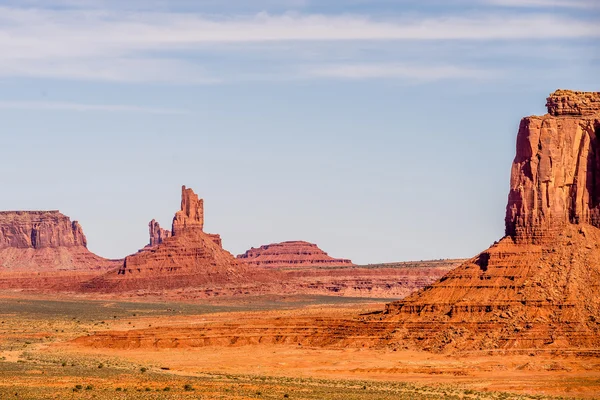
[
  {"xmin": 0, "ymin": 211, "xmax": 117, "ymax": 271},
  {"xmin": 506, "ymin": 90, "xmax": 600, "ymax": 243},
  {"xmin": 238, "ymin": 241, "xmax": 353, "ymax": 268},
  {"xmin": 84, "ymin": 186, "xmax": 246, "ymax": 291},
  {"xmin": 148, "ymin": 219, "xmax": 171, "ymax": 247},
  {"xmin": 0, "ymin": 211, "xmax": 87, "ymax": 249},
  {"xmin": 383, "ymin": 90, "xmax": 600, "ymax": 353}
]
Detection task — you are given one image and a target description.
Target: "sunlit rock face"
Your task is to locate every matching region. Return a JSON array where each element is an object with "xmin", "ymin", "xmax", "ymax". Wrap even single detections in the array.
[
  {"xmin": 0, "ymin": 211, "xmax": 117, "ymax": 271},
  {"xmin": 506, "ymin": 90, "xmax": 600, "ymax": 244},
  {"xmin": 383, "ymin": 90, "xmax": 600, "ymax": 353}
]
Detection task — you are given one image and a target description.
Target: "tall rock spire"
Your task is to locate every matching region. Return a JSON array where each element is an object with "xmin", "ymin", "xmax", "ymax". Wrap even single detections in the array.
[{"xmin": 172, "ymin": 185, "xmax": 204, "ymax": 236}]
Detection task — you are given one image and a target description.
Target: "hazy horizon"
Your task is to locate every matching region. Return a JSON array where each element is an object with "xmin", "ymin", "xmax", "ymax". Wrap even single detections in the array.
[{"xmin": 1, "ymin": 0, "xmax": 598, "ymax": 264}]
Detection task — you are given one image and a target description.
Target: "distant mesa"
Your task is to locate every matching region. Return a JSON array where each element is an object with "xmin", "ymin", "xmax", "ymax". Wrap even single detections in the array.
[
  {"xmin": 237, "ymin": 240, "xmax": 354, "ymax": 268},
  {"xmin": 84, "ymin": 186, "xmax": 247, "ymax": 291},
  {"xmin": 0, "ymin": 210, "xmax": 118, "ymax": 271},
  {"xmin": 382, "ymin": 89, "xmax": 600, "ymax": 352}
]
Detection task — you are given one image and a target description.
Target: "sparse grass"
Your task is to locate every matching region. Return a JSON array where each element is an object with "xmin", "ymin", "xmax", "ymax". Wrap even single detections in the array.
[{"xmin": 0, "ymin": 296, "xmax": 593, "ymax": 400}]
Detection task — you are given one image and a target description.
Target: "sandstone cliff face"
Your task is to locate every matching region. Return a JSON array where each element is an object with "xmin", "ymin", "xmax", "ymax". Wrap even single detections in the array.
[
  {"xmin": 172, "ymin": 186, "xmax": 204, "ymax": 235},
  {"xmin": 237, "ymin": 241, "xmax": 353, "ymax": 268},
  {"xmin": 506, "ymin": 90, "xmax": 600, "ymax": 243},
  {"xmin": 0, "ymin": 211, "xmax": 87, "ymax": 249},
  {"xmin": 0, "ymin": 211, "xmax": 118, "ymax": 271},
  {"xmin": 84, "ymin": 186, "xmax": 246, "ymax": 291},
  {"xmin": 148, "ymin": 219, "xmax": 171, "ymax": 247},
  {"xmin": 384, "ymin": 90, "xmax": 600, "ymax": 353}
]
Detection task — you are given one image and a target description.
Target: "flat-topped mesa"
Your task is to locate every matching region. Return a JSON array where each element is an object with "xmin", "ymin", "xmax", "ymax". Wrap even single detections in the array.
[
  {"xmin": 0, "ymin": 211, "xmax": 118, "ymax": 271},
  {"xmin": 148, "ymin": 219, "xmax": 171, "ymax": 247},
  {"xmin": 237, "ymin": 240, "xmax": 354, "ymax": 268},
  {"xmin": 505, "ymin": 89, "xmax": 600, "ymax": 244},
  {"xmin": 172, "ymin": 185, "xmax": 204, "ymax": 235},
  {"xmin": 0, "ymin": 211, "xmax": 87, "ymax": 249},
  {"xmin": 546, "ymin": 89, "xmax": 600, "ymax": 117}
]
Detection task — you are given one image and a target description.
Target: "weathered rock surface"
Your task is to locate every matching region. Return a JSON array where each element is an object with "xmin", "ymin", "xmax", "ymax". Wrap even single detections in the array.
[
  {"xmin": 238, "ymin": 241, "xmax": 353, "ymax": 268},
  {"xmin": 0, "ymin": 211, "xmax": 87, "ymax": 249},
  {"xmin": 546, "ymin": 89, "xmax": 600, "ymax": 117},
  {"xmin": 84, "ymin": 186, "xmax": 247, "ymax": 291},
  {"xmin": 383, "ymin": 90, "xmax": 600, "ymax": 353},
  {"xmin": 0, "ymin": 211, "xmax": 118, "ymax": 271},
  {"xmin": 172, "ymin": 186, "xmax": 204, "ymax": 235},
  {"xmin": 148, "ymin": 219, "xmax": 171, "ymax": 247},
  {"xmin": 506, "ymin": 89, "xmax": 600, "ymax": 244}
]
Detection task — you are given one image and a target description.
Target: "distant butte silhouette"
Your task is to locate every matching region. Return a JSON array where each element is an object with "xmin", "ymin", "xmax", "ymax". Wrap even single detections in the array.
[
  {"xmin": 237, "ymin": 241, "xmax": 353, "ymax": 268},
  {"xmin": 0, "ymin": 210, "xmax": 118, "ymax": 271}
]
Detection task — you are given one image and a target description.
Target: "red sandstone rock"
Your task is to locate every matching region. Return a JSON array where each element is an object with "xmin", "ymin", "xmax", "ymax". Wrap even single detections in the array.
[
  {"xmin": 148, "ymin": 219, "xmax": 171, "ymax": 247},
  {"xmin": 0, "ymin": 211, "xmax": 87, "ymax": 249},
  {"xmin": 506, "ymin": 90, "xmax": 600, "ymax": 243},
  {"xmin": 546, "ymin": 89, "xmax": 600, "ymax": 117},
  {"xmin": 384, "ymin": 90, "xmax": 600, "ymax": 353},
  {"xmin": 172, "ymin": 186, "xmax": 204, "ymax": 235},
  {"xmin": 237, "ymin": 241, "xmax": 353, "ymax": 268},
  {"xmin": 84, "ymin": 186, "xmax": 247, "ymax": 291},
  {"xmin": 0, "ymin": 211, "xmax": 118, "ymax": 271}
]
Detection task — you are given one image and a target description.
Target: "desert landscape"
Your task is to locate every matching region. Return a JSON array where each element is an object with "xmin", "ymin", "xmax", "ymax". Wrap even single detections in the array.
[{"xmin": 0, "ymin": 90, "xmax": 599, "ymax": 398}]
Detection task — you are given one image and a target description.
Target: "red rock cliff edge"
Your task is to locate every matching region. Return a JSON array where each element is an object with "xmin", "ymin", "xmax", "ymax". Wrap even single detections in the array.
[
  {"xmin": 382, "ymin": 90, "xmax": 600, "ymax": 353},
  {"xmin": 0, "ymin": 211, "xmax": 117, "ymax": 271},
  {"xmin": 506, "ymin": 90, "xmax": 600, "ymax": 243}
]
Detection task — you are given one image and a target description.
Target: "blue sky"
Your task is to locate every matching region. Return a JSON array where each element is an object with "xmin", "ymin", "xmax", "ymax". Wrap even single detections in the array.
[{"xmin": 0, "ymin": 0, "xmax": 598, "ymax": 264}]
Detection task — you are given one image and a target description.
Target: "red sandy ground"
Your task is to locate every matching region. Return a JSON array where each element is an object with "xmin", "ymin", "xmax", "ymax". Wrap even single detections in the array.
[{"xmin": 65, "ymin": 304, "xmax": 600, "ymax": 398}]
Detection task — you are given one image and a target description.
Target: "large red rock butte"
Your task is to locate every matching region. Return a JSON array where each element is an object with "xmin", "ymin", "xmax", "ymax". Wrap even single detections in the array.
[
  {"xmin": 237, "ymin": 241, "xmax": 353, "ymax": 268},
  {"xmin": 0, "ymin": 211, "xmax": 117, "ymax": 271},
  {"xmin": 382, "ymin": 90, "xmax": 600, "ymax": 353},
  {"xmin": 506, "ymin": 89, "xmax": 600, "ymax": 243},
  {"xmin": 84, "ymin": 186, "xmax": 247, "ymax": 291}
]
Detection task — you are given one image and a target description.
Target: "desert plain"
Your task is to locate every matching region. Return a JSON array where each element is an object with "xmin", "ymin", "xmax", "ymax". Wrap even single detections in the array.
[{"xmin": 1, "ymin": 292, "xmax": 598, "ymax": 400}]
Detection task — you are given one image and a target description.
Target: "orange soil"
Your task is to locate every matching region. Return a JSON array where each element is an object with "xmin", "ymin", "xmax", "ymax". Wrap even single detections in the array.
[{"xmin": 64, "ymin": 304, "xmax": 600, "ymax": 398}]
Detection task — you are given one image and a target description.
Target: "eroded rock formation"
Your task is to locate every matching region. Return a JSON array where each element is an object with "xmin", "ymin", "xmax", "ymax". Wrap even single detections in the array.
[
  {"xmin": 383, "ymin": 90, "xmax": 600, "ymax": 353},
  {"xmin": 148, "ymin": 219, "xmax": 171, "ymax": 247},
  {"xmin": 84, "ymin": 186, "xmax": 247, "ymax": 291},
  {"xmin": 0, "ymin": 211, "xmax": 117, "ymax": 271},
  {"xmin": 0, "ymin": 211, "xmax": 87, "ymax": 249},
  {"xmin": 506, "ymin": 90, "xmax": 600, "ymax": 243},
  {"xmin": 237, "ymin": 241, "xmax": 353, "ymax": 268}
]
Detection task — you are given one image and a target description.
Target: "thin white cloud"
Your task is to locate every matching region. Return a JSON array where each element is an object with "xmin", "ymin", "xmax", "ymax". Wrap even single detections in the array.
[
  {"xmin": 0, "ymin": 7, "xmax": 597, "ymax": 83},
  {"xmin": 482, "ymin": 0, "xmax": 599, "ymax": 8},
  {"xmin": 308, "ymin": 63, "xmax": 496, "ymax": 81},
  {"xmin": 0, "ymin": 101, "xmax": 188, "ymax": 114}
]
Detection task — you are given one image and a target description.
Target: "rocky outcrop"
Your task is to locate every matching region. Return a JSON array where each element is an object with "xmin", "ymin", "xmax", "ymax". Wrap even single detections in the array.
[
  {"xmin": 237, "ymin": 241, "xmax": 353, "ymax": 268},
  {"xmin": 148, "ymin": 219, "xmax": 171, "ymax": 247},
  {"xmin": 383, "ymin": 90, "xmax": 600, "ymax": 353},
  {"xmin": 172, "ymin": 186, "xmax": 204, "ymax": 235},
  {"xmin": 546, "ymin": 89, "xmax": 600, "ymax": 117},
  {"xmin": 506, "ymin": 90, "xmax": 600, "ymax": 244},
  {"xmin": 0, "ymin": 211, "xmax": 118, "ymax": 271},
  {"xmin": 0, "ymin": 211, "xmax": 87, "ymax": 249},
  {"xmin": 84, "ymin": 186, "xmax": 248, "ymax": 291}
]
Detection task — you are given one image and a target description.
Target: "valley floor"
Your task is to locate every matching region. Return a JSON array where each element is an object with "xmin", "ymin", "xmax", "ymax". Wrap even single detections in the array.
[{"xmin": 0, "ymin": 293, "xmax": 598, "ymax": 399}]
